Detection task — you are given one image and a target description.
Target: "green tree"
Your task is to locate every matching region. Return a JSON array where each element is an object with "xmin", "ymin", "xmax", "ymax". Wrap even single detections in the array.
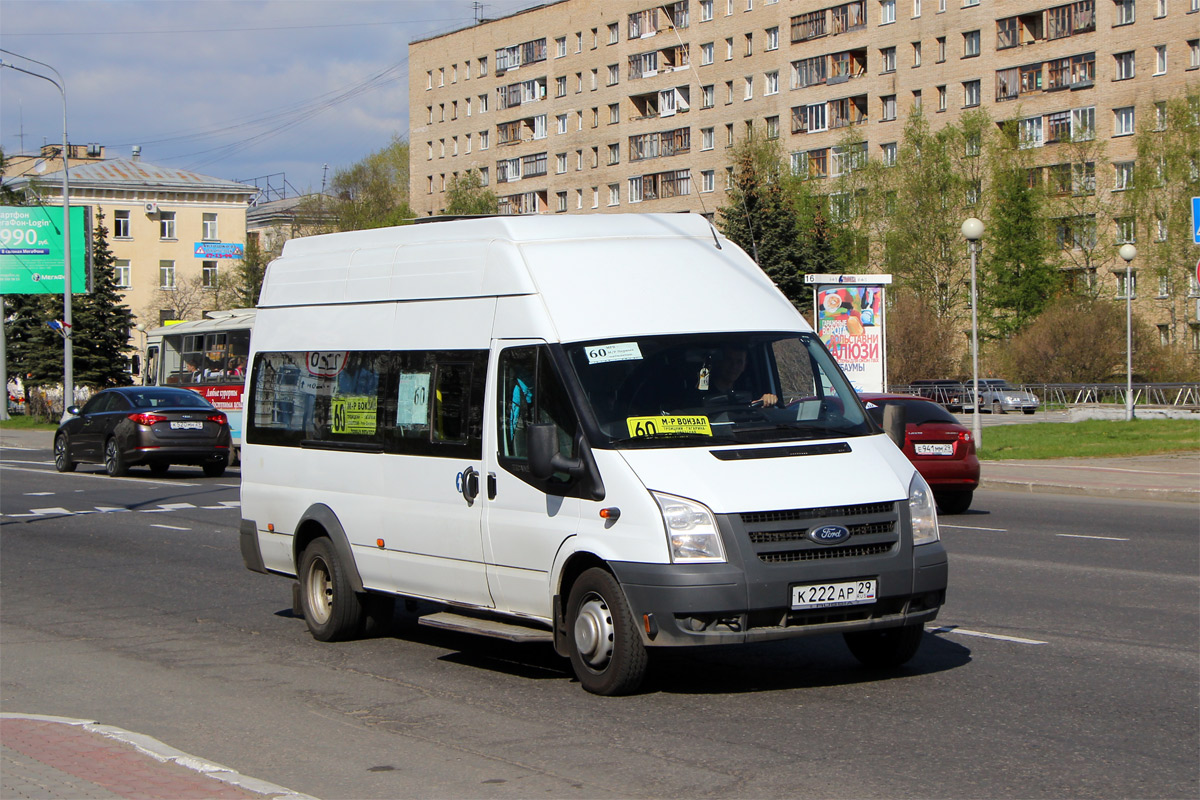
[
  {"xmin": 983, "ymin": 121, "xmax": 1058, "ymax": 338},
  {"xmin": 444, "ymin": 169, "xmax": 498, "ymax": 215},
  {"xmin": 1124, "ymin": 91, "xmax": 1200, "ymax": 351},
  {"xmin": 71, "ymin": 210, "xmax": 133, "ymax": 388},
  {"xmin": 718, "ymin": 134, "xmax": 810, "ymax": 306},
  {"xmin": 329, "ymin": 136, "xmax": 414, "ymax": 230},
  {"xmin": 233, "ymin": 235, "xmax": 270, "ymax": 307}
]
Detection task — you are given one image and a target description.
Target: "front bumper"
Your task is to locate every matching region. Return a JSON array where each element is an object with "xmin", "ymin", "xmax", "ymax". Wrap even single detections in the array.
[{"xmin": 610, "ymin": 501, "xmax": 947, "ymax": 647}]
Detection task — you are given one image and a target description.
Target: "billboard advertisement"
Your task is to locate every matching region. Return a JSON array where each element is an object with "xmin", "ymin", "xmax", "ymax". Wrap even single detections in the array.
[
  {"xmin": 805, "ymin": 274, "xmax": 892, "ymax": 393},
  {"xmin": 0, "ymin": 205, "xmax": 91, "ymax": 295}
]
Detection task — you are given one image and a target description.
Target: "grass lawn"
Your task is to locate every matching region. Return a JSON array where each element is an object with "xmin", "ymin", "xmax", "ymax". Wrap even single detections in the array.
[
  {"xmin": 978, "ymin": 418, "xmax": 1200, "ymax": 460},
  {"xmin": 0, "ymin": 415, "xmax": 58, "ymax": 432}
]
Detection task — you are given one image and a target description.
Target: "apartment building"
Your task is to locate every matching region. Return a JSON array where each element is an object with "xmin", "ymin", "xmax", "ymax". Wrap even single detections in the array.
[
  {"xmin": 411, "ymin": 0, "xmax": 1195, "ymax": 217},
  {"xmin": 6, "ymin": 145, "xmax": 260, "ymax": 329},
  {"xmin": 411, "ymin": 0, "xmax": 1200, "ymax": 351}
]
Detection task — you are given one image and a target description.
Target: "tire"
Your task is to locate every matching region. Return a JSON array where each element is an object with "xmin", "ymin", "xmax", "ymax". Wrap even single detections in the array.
[
  {"xmin": 936, "ymin": 490, "xmax": 973, "ymax": 515},
  {"xmin": 298, "ymin": 537, "xmax": 366, "ymax": 642},
  {"xmin": 202, "ymin": 461, "xmax": 226, "ymax": 478},
  {"xmin": 54, "ymin": 434, "xmax": 77, "ymax": 473},
  {"xmin": 565, "ymin": 567, "xmax": 647, "ymax": 696},
  {"xmin": 844, "ymin": 623, "xmax": 925, "ymax": 669},
  {"xmin": 1023, "ymin": 408, "xmax": 1036, "ymax": 415},
  {"xmin": 148, "ymin": 462, "xmax": 170, "ymax": 477},
  {"xmin": 104, "ymin": 438, "xmax": 128, "ymax": 477}
]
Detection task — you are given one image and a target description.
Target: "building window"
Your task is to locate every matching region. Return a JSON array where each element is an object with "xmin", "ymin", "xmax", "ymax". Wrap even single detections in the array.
[
  {"xmin": 1113, "ymin": 161, "xmax": 1134, "ymax": 190},
  {"xmin": 609, "ymin": 103, "xmax": 620, "ymax": 124},
  {"xmin": 556, "ymin": 36, "xmax": 567, "ymax": 57},
  {"xmin": 701, "ymin": 169, "xmax": 715, "ymax": 192},
  {"xmin": 608, "ymin": 143, "xmax": 620, "ymax": 164},
  {"xmin": 744, "ymin": 75, "xmax": 754, "ymax": 99},
  {"xmin": 1114, "ymin": 51, "xmax": 1135, "ymax": 80},
  {"xmin": 1116, "ymin": 270, "xmax": 1137, "ymax": 298},
  {"xmin": 1019, "ymin": 116, "xmax": 1044, "ymax": 148},
  {"xmin": 963, "ymin": 30, "xmax": 980, "ymax": 58},
  {"xmin": 480, "ymin": 130, "xmax": 489, "ymax": 149},
  {"xmin": 701, "ymin": 0, "xmax": 714, "ymax": 21},
  {"xmin": 609, "ymin": 22, "xmax": 619, "ymax": 44},
  {"xmin": 936, "ymin": 36, "xmax": 946, "ymax": 62},
  {"xmin": 963, "ymin": 80, "xmax": 980, "ymax": 107},
  {"xmin": 159, "ymin": 211, "xmax": 176, "ymax": 240},
  {"xmin": 201, "ymin": 261, "xmax": 218, "ymax": 289},
  {"xmin": 702, "ymin": 84, "xmax": 715, "ymax": 107},
  {"xmin": 1190, "ymin": 39, "xmax": 1200, "ymax": 69},
  {"xmin": 202, "ymin": 212, "xmax": 218, "ymax": 241},
  {"xmin": 110, "ymin": 210, "xmax": 131, "ymax": 239},
  {"xmin": 1155, "ymin": 0, "xmax": 1166, "ymax": 15},
  {"xmin": 702, "ymin": 42, "xmax": 714, "ymax": 64},
  {"xmin": 881, "ymin": 142, "xmax": 897, "ymax": 165},
  {"xmin": 765, "ymin": 70, "xmax": 779, "ymax": 94},
  {"xmin": 881, "ymin": 95, "xmax": 897, "ymax": 121},
  {"xmin": 114, "ymin": 259, "xmax": 131, "ymax": 288},
  {"xmin": 913, "ymin": 41, "xmax": 922, "ymax": 67},
  {"xmin": 479, "ymin": 56, "xmax": 488, "ymax": 76},
  {"xmin": 745, "ymin": 32, "xmax": 753, "ymax": 56},
  {"xmin": 159, "ymin": 260, "xmax": 175, "ymax": 289},
  {"xmin": 766, "ymin": 27, "xmax": 779, "ymax": 50},
  {"xmin": 881, "ymin": 0, "xmax": 896, "ymax": 24},
  {"xmin": 1114, "ymin": 0, "xmax": 1135, "ymax": 24},
  {"xmin": 702, "ymin": 127, "xmax": 715, "ymax": 149},
  {"xmin": 556, "ymin": 76, "xmax": 567, "ymax": 97},
  {"xmin": 914, "ymin": 0, "xmax": 922, "ymax": 15},
  {"xmin": 1113, "ymin": 106, "xmax": 1135, "ymax": 136},
  {"xmin": 1154, "ymin": 44, "xmax": 1167, "ymax": 74},
  {"xmin": 766, "ymin": 115, "xmax": 780, "ymax": 138},
  {"xmin": 881, "ymin": 47, "xmax": 896, "ymax": 72},
  {"xmin": 609, "ymin": 183, "xmax": 620, "ymax": 205},
  {"xmin": 556, "ymin": 191, "xmax": 568, "ymax": 212}
]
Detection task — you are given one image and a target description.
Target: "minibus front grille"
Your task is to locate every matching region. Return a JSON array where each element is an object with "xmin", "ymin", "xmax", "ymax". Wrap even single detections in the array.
[
  {"xmin": 748, "ymin": 520, "xmax": 895, "ymax": 545},
  {"xmin": 757, "ymin": 542, "xmax": 895, "ymax": 563},
  {"xmin": 740, "ymin": 502, "xmax": 894, "ymax": 525}
]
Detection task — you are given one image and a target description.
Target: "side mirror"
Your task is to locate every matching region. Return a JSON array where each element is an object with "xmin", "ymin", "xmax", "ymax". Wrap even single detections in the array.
[
  {"xmin": 883, "ymin": 404, "xmax": 906, "ymax": 449},
  {"xmin": 66, "ymin": 405, "xmax": 81, "ymax": 417},
  {"xmin": 528, "ymin": 423, "xmax": 585, "ymax": 480}
]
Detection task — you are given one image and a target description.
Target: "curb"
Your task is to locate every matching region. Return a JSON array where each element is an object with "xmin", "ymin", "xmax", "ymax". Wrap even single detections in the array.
[
  {"xmin": 0, "ymin": 713, "xmax": 318, "ymax": 800},
  {"xmin": 979, "ymin": 477, "xmax": 1199, "ymax": 503}
]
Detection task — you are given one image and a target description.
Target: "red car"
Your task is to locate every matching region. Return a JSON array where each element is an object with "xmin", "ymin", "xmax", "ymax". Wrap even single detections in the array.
[{"xmin": 859, "ymin": 392, "xmax": 980, "ymax": 515}]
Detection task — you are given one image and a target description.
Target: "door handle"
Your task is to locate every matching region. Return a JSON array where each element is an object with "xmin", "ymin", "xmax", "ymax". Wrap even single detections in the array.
[
  {"xmin": 460, "ymin": 465, "xmax": 480, "ymax": 506},
  {"xmin": 487, "ymin": 472, "xmax": 497, "ymax": 500}
]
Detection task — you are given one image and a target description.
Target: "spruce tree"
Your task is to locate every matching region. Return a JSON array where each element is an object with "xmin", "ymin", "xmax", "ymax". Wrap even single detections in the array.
[
  {"xmin": 235, "ymin": 235, "xmax": 270, "ymax": 307},
  {"xmin": 71, "ymin": 211, "xmax": 133, "ymax": 387}
]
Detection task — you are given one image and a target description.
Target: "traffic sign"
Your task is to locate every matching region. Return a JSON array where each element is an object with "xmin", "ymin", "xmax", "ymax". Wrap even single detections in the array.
[{"xmin": 1193, "ymin": 196, "xmax": 1200, "ymax": 244}]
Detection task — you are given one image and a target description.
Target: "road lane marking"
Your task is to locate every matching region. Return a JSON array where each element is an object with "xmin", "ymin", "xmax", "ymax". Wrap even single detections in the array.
[
  {"xmin": 0, "ymin": 465, "xmax": 198, "ymax": 485},
  {"xmin": 930, "ymin": 626, "xmax": 1048, "ymax": 645},
  {"xmin": 1056, "ymin": 533, "xmax": 1130, "ymax": 541},
  {"xmin": 150, "ymin": 524, "xmax": 191, "ymax": 531},
  {"xmin": 941, "ymin": 524, "xmax": 1008, "ymax": 532},
  {"xmin": 29, "ymin": 507, "xmax": 73, "ymax": 516},
  {"xmin": 24, "ymin": 492, "xmax": 55, "ymax": 496}
]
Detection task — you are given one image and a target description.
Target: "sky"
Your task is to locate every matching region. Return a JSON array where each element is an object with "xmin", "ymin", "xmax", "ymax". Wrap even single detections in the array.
[{"xmin": 0, "ymin": 0, "xmax": 537, "ymax": 197}]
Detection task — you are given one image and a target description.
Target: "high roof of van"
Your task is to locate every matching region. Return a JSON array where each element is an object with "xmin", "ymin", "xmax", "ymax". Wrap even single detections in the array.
[{"xmin": 258, "ymin": 213, "xmax": 808, "ymax": 340}]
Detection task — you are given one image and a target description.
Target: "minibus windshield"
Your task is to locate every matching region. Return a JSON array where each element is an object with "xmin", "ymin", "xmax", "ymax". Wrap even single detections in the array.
[{"xmin": 565, "ymin": 332, "xmax": 873, "ymax": 448}]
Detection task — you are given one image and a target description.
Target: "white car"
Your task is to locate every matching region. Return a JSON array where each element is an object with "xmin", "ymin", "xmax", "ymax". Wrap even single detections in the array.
[{"xmin": 977, "ymin": 379, "xmax": 1040, "ymax": 414}]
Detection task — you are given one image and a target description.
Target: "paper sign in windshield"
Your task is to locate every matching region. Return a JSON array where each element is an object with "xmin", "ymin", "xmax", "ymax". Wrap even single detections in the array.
[
  {"xmin": 331, "ymin": 395, "xmax": 377, "ymax": 435},
  {"xmin": 586, "ymin": 342, "xmax": 643, "ymax": 364},
  {"xmin": 626, "ymin": 415, "xmax": 713, "ymax": 438}
]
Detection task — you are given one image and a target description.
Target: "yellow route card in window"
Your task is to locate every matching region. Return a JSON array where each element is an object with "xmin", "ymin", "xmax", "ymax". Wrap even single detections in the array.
[
  {"xmin": 331, "ymin": 395, "xmax": 378, "ymax": 435},
  {"xmin": 626, "ymin": 415, "xmax": 713, "ymax": 438}
]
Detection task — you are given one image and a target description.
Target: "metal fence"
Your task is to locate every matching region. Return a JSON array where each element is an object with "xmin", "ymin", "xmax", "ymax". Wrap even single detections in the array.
[{"xmin": 892, "ymin": 382, "xmax": 1200, "ymax": 411}]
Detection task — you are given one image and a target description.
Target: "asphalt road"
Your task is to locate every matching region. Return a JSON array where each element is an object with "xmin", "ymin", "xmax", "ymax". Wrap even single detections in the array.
[{"xmin": 2, "ymin": 441, "xmax": 1197, "ymax": 799}]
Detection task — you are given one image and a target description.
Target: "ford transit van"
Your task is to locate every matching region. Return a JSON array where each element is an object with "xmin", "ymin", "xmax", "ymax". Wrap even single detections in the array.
[{"xmin": 240, "ymin": 213, "xmax": 947, "ymax": 695}]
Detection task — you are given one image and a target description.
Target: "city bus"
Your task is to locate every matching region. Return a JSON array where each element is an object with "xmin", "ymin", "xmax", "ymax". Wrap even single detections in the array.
[{"xmin": 143, "ymin": 308, "xmax": 255, "ymax": 460}]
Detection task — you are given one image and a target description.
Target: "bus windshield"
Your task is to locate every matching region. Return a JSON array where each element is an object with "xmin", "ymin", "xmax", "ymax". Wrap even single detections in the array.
[{"xmin": 564, "ymin": 331, "xmax": 873, "ymax": 449}]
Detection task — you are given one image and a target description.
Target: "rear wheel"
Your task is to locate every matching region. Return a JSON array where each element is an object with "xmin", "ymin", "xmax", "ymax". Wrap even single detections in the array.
[
  {"xmin": 148, "ymin": 462, "xmax": 170, "ymax": 477},
  {"xmin": 566, "ymin": 568, "xmax": 647, "ymax": 696},
  {"xmin": 202, "ymin": 461, "xmax": 226, "ymax": 478},
  {"xmin": 54, "ymin": 434, "xmax": 76, "ymax": 473},
  {"xmin": 298, "ymin": 537, "xmax": 366, "ymax": 642},
  {"xmin": 991, "ymin": 400, "xmax": 1003, "ymax": 414},
  {"xmin": 104, "ymin": 438, "xmax": 128, "ymax": 477},
  {"xmin": 936, "ymin": 490, "xmax": 973, "ymax": 515},
  {"xmin": 844, "ymin": 623, "xmax": 924, "ymax": 668}
]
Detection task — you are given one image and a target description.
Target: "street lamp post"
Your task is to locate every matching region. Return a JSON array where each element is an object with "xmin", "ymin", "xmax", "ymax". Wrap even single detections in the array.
[
  {"xmin": 0, "ymin": 51, "xmax": 73, "ymax": 421},
  {"xmin": 961, "ymin": 218, "xmax": 984, "ymax": 451},
  {"xmin": 1119, "ymin": 243, "xmax": 1137, "ymax": 421}
]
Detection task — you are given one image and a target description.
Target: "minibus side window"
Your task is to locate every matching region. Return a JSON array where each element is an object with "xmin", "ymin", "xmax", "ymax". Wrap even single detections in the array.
[{"xmin": 497, "ymin": 346, "xmax": 579, "ymax": 492}]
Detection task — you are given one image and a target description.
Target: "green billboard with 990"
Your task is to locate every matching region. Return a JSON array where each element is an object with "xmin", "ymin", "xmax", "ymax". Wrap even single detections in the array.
[{"xmin": 0, "ymin": 205, "xmax": 91, "ymax": 295}]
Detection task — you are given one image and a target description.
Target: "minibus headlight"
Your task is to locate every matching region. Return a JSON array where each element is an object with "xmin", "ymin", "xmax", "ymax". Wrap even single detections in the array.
[
  {"xmin": 909, "ymin": 472, "xmax": 940, "ymax": 546},
  {"xmin": 651, "ymin": 491, "xmax": 726, "ymax": 564}
]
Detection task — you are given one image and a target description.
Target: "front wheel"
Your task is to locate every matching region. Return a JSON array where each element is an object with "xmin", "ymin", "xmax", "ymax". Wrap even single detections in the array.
[
  {"xmin": 566, "ymin": 568, "xmax": 647, "ymax": 696},
  {"xmin": 54, "ymin": 434, "xmax": 76, "ymax": 473},
  {"xmin": 298, "ymin": 537, "xmax": 365, "ymax": 642},
  {"xmin": 844, "ymin": 623, "xmax": 924, "ymax": 669},
  {"xmin": 104, "ymin": 438, "xmax": 128, "ymax": 477},
  {"xmin": 1023, "ymin": 408, "xmax": 1036, "ymax": 415}
]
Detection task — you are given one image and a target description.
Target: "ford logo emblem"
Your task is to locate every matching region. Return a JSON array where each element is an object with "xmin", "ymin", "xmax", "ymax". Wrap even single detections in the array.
[{"xmin": 808, "ymin": 525, "xmax": 851, "ymax": 545}]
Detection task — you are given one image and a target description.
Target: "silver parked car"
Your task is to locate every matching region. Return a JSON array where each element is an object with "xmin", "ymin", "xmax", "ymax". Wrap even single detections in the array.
[{"xmin": 977, "ymin": 379, "xmax": 1041, "ymax": 414}]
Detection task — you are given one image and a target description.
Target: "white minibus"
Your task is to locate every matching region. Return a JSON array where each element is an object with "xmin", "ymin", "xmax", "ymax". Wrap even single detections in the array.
[{"xmin": 240, "ymin": 214, "xmax": 947, "ymax": 695}]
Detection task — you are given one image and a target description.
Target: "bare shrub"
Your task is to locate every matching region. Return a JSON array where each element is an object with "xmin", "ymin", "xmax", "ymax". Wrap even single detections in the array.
[{"xmin": 886, "ymin": 294, "xmax": 964, "ymax": 385}]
